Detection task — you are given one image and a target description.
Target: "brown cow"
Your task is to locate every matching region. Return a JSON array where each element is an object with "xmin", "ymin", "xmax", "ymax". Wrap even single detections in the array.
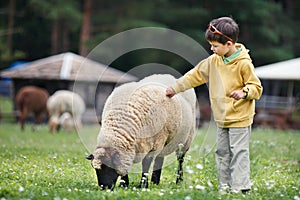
[{"xmin": 15, "ymin": 86, "xmax": 49, "ymax": 131}]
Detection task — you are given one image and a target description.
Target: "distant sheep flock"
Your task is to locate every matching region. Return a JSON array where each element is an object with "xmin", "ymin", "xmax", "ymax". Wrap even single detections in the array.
[{"xmin": 15, "ymin": 87, "xmax": 85, "ymax": 133}]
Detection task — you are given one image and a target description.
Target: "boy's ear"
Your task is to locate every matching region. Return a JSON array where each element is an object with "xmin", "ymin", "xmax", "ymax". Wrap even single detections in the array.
[{"xmin": 226, "ymin": 41, "xmax": 234, "ymax": 46}]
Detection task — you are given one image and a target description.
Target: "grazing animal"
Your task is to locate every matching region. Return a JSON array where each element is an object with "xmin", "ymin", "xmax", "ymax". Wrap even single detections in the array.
[
  {"xmin": 15, "ymin": 86, "xmax": 49, "ymax": 131},
  {"xmin": 47, "ymin": 90, "xmax": 85, "ymax": 133},
  {"xmin": 86, "ymin": 74, "xmax": 196, "ymax": 189},
  {"xmin": 59, "ymin": 112, "xmax": 75, "ymax": 132}
]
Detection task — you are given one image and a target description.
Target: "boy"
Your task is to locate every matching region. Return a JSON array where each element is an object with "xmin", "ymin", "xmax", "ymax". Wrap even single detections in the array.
[{"xmin": 166, "ymin": 17, "xmax": 263, "ymax": 194}]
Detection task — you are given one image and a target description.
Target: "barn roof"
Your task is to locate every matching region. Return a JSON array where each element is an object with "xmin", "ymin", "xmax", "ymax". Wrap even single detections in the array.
[
  {"xmin": 255, "ymin": 57, "xmax": 300, "ymax": 81},
  {"xmin": 1, "ymin": 52, "xmax": 138, "ymax": 83}
]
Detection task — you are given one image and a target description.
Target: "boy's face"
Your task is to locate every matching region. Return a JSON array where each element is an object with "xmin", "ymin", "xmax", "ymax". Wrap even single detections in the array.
[{"xmin": 209, "ymin": 41, "xmax": 234, "ymax": 57}]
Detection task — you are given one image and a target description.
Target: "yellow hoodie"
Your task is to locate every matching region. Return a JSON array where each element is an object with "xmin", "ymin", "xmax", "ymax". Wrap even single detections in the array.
[{"xmin": 172, "ymin": 43, "xmax": 263, "ymax": 128}]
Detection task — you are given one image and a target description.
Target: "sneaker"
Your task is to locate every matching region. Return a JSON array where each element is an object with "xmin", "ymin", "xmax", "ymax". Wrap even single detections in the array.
[
  {"xmin": 241, "ymin": 189, "xmax": 250, "ymax": 195},
  {"xmin": 230, "ymin": 189, "xmax": 251, "ymax": 195},
  {"xmin": 230, "ymin": 189, "xmax": 240, "ymax": 194},
  {"xmin": 219, "ymin": 184, "xmax": 230, "ymax": 195}
]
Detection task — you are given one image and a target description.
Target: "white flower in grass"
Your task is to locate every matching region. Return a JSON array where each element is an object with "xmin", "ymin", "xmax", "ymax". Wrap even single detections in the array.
[
  {"xmin": 189, "ymin": 185, "xmax": 193, "ymax": 189},
  {"xmin": 207, "ymin": 180, "xmax": 213, "ymax": 188},
  {"xmin": 196, "ymin": 164, "xmax": 203, "ymax": 170},
  {"xmin": 195, "ymin": 185, "xmax": 205, "ymax": 190},
  {"xmin": 292, "ymin": 186, "xmax": 298, "ymax": 190},
  {"xmin": 185, "ymin": 196, "xmax": 192, "ymax": 200},
  {"xmin": 42, "ymin": 191, "xmax": 48, "ymax": 196},
  {"xmin": 67, "ymin": 188, "xmax": 72, "ymax": 192},
  {"xmin": 160, "ymin": 189, "xmax": 166, "ymax": 193},
  {"xmin": 186, "ymin": 155, "xmax": 191, "ymax": 161},
  {"xmin": 265, "ymin": 180, "xmax": 275, "ymax": 190},
  {"xmin": 18, "ymin": 186, "xmax": 24, "ymax": 192},
  {"xmin": 185, "ymin": 166, "xmax": 194, "ymax": 174},
  {"xmin": 294, "ymin": 195, "xmax": 300, "ymax": 200}
]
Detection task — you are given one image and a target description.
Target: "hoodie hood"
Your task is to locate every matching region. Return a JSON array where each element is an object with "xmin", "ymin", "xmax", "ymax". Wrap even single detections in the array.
[{"xmin": 228, "ymin": 43, "xmax": 252, "ymax": 64}]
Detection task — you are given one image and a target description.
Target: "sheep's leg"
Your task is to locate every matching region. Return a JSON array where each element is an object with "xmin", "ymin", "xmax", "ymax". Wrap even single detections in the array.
[
  {"xmin": 20, "ymin": 107, "xmax": 28, "ymax": 131},
  {"xmin": 138, "ymin": 156, "xmax": 153, "ymax": 188},
  {"xmin": 151, "ymin": 156, "xmax": 164, "ymax": 185},
  {"xmin": 32, "ymin": 112, "xmax": 43, "ymax": 131},
  {"xmin": 20, "ymin": 114, "xmax": 26, "ymax": 131},
  {"xmin": 176, "ymin": 152, "xmax": 185, "ymax": 184},
  {"xmin": 119, "ymin": 174, "xmax": 129, "ymax": 188}
]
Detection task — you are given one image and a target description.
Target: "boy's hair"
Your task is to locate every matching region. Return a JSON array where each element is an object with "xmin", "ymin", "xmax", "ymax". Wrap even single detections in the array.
[{"xmin": 205, "ymin": 17, "xmax": 239, "ymax": 44}]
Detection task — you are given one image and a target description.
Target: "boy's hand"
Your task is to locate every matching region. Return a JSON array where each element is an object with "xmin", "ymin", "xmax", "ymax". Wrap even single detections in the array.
[
  {"xmin": 166, "ymin": 87, "xmax": 176, "ymax": 98},
  {"xmin": 230, "ymin": 90, "xmax": 245, "ymax": 100}
]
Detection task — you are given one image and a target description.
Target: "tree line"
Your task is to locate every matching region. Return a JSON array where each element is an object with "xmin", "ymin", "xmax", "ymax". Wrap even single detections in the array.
[{"xmin": 1, "ymin": 0, "xmax": 299, "ymax": 74}]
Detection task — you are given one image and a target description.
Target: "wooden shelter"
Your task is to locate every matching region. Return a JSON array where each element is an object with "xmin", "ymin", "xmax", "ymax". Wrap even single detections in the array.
[
  {"xmin": 1, "ymin": 52, "xmax": 138, "ymax": 123},
  {"xmin": 253, "ymin": 58, "xmax": 300, "ymax": 129}
]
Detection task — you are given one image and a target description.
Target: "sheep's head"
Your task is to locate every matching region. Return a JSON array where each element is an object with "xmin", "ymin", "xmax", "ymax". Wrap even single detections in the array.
[{"xmin": 86, "ymin": 147, "xmax": 122, "ymax": 190}]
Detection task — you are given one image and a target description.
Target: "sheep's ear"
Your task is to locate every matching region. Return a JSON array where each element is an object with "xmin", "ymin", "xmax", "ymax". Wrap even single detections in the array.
[{"xmin": 86, "ymin": 154, "xmax": 94, "ymax": 160}]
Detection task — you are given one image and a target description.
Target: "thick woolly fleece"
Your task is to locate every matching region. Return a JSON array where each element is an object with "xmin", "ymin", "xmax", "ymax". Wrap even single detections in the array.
[
  {"xmin": 47, "ymin": 90, "xmax": 86, "ymax": 131},
  {"xmin": 92, "ymin": 74, "xmax": 196, "ymax": 176}
]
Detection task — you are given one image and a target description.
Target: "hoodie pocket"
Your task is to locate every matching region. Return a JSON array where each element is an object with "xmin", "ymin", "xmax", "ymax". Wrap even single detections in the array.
[{"xmin": 211, "ymin": 97, "xmax": 238, "ymax": 122}]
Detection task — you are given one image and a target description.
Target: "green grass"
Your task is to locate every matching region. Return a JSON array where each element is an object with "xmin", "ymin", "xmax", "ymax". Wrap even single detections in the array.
[
  {"xmin": 0, "ymin": 123, "xmax": 299, "ymax": 200},
  {"xmin": 0, "ymin": 96, "xmax": 15, "ymax": 123}
]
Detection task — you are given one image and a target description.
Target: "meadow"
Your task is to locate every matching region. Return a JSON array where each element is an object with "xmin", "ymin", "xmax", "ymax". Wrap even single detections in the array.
[{"xmin": 0, "ymin": 121, "xmax": 299, "ymax": 200}]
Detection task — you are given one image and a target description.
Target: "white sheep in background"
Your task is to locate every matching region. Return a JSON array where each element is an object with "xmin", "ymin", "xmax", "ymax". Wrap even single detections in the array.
[
  {"xmin": 47, "ymin": 90, "xmax": 85, "ymax": 133},
  {"xmin": 59, "ymin": 112, "xmax": 75, "ymax": 132},
  {"xmin": 86, "ymin": 74, "xmax": 197, "ymax": 189}
]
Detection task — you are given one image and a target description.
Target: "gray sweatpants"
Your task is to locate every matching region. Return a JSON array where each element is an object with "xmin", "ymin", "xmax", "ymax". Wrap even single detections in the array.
[{"xmin": 216, "ymin": 126, "xmax": 251, "ymax": 192}]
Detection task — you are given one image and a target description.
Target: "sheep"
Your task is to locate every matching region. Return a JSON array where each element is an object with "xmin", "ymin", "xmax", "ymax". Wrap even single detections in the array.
[
  {"xmin": 86, "ymin": 74, "xmax": 196, "ymax": 190},
  {"xmin": 47, "ymin": 90, "xmax": 85, "ymax": 133},
  {"xmin": 15, "ymin": 86, "xmax": 49, "ymax": 131},
  {"xmin": 59, "ymin": 112, "xmax": 75, "ymax": 132}
]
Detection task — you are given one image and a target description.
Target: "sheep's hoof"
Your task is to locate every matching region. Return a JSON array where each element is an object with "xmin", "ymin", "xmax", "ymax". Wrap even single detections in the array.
[
  {"xmin": 119, "ymin": 180, "xmax": 128, "ymax": 188},
  {"xmin": 176, "ymin": 170, "xmax": 183, "ymax": 184},
  {"xmin": 176, "ymin": 177, "xmax": 183, "ymax": 184},
  {"xmin": 138, "ymin": 178, "xmax": 149, "ymax": 188}
]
